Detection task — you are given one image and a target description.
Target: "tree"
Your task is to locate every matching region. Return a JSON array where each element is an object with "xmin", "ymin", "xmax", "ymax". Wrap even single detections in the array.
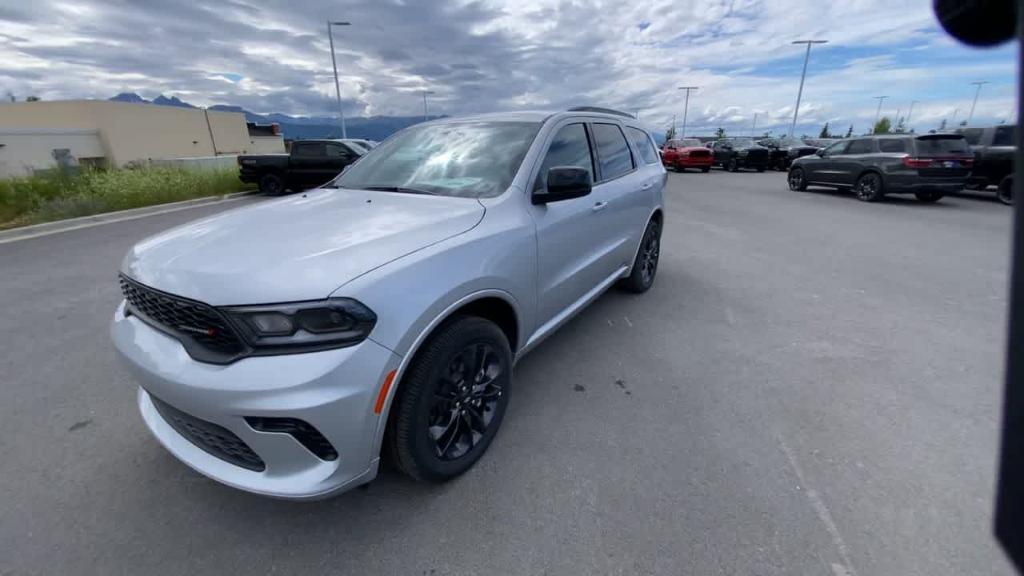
[
  {"xmin": 873, "ymin": 116, "xmax": 892, "ymax": 134},
  {"xmin": 665, "ymin": 125, "xmax": 676, "ymax": 141},
  {"xmin": 25, "ymin": 95, "xmax": 40, "ymax": 102},
  {"xmin": 715, "ymin": 126, "xmax": 726, "ymax": 139},
  {"xmin": 761, "ymin": 130, "xmax": 773, "ymax": 138},
  {"xmin": 845, "ymin": 124, "xmax": 853, "ymax": 138},
  {"xmin": 818, "ymin": 122, "xmax": 831, "ymax": 138},
  {"xmin": 959, "ymin": 120, "xmax": 968, "ymax": 127},
  {"xmin": 893, "ymin": 116, "xmax": 906, "ymax": 134},
  {"xmin": 4, "ymin": 91, "xmax": 14, "ymax": 103}
]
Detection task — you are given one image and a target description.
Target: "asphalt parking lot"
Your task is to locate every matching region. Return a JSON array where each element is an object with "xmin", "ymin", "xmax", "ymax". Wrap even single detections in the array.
[{"xmin": 0, "ymin": 170, "xmax": 1016, "ymax": 575}]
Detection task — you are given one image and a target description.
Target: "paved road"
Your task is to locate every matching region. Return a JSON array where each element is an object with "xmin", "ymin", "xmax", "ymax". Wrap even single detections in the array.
[{"xmin": 0, "ymin": 174, "xmax": 1015, "ymax": 575}]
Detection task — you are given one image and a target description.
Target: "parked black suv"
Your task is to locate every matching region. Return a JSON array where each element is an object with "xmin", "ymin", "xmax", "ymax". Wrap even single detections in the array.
[
  {"xmin": 787, "ymin": 134, "xmax": 973, "ymax": 203},
  {"xmin": 759, "ymin": 136, "xmax": 820, "ymax": 171},
  {"xmin": 712, "ymin": 138, "xmax": 770, "ymax": 172},
  {"xmin": 959, "ymin": 125, "xmax": 1016, "ymax": 205},
  {"xmin": 238, "ymin": 139, "xmax": 365, "ymax": 194}
]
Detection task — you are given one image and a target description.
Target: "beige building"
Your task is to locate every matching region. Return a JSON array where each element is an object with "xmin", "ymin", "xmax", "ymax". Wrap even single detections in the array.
[{"xmin": 0, "ymin": 100, "xmax": 285, "ymax": 178}]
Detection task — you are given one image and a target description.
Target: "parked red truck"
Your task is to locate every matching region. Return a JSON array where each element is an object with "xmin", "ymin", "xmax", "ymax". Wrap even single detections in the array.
[{"xmin": 661, "ymin": 138, "xmax": 713, "ymax": 172}]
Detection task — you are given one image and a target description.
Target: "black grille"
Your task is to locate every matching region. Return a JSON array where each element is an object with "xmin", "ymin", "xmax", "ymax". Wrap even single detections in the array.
[
  {"xmin": 689, "ymin": 149, "xmax": 711, "ymax": 158},
  {"xmin": 120, "ymin": 275, "xmax": 246, "ymax": 363},
  {"xmin": 152, "ymin": 396, "xmax": 266, "ymax": 472},
  {"xmin": 245, "ymin": 417, "xmax": 338, "ymax": 461},
  {"xmin": 747, "ymin": 149, "xmax": 770, "ymax": 161}
]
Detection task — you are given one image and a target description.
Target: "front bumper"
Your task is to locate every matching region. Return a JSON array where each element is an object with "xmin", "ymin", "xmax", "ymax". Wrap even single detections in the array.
[
  {"xmin": 111, "ymin": 301, "xmax": 401, "ymax": 499},
  {"xmin": 678, "ymin": 155, "xmax": 713, "ymax": 167}
]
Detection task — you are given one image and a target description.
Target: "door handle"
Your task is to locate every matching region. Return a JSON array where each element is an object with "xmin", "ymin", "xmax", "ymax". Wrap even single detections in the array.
[
  {"xmin": 641, "ymin": 182, "xmax": 652, "ymax": 190},
  {"xmin": 592, "ymin": 201, "xmax": 608, "ymax": 212}
]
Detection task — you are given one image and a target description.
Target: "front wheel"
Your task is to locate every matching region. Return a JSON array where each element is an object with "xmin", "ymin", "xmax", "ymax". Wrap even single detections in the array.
[
  {"xmin": 386, "ymin": 316, "xmax": 512, "ymax": 483},
  {"xmin": 258, "ymin": 173, "xmax": 285, "ymax": 195},
  {"xmin": 998, "ymin": 177, "xmax": 1014, "ymax": 205},
  {"xmin": 620, "ymin": 218, "xmax": 661, "ymax": 293},
  {"xmin": 788, "ymin": 167, "xmax": 808, "ymax": 191},
  {"xmin": 854, "ymin": 172, "xmax": 884, "ymax": 202},
  {"xmin": 915, "ymin": 191, "xmax": 944, "ymax": 203},
  {"xmin": 726, "ymin": 158, "xmax": 739, "ymax": 172},
  {"xmin": 756, "ymin": 166, "xmax": 766, "ymax": 173}
]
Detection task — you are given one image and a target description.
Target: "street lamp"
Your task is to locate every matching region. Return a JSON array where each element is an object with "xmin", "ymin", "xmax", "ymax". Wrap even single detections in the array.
[
  {"xmin": 789, "ymin": 40, "xmax": 828, "ymax": 137},
  {"xmin": 968, "ymin": 81, "xmax": 990, "ymax": 124},
  {"xmin": 906, "ymin": 100, "xmax": 919, "ymax": 128},
  {"xmin": 750, "ymin": 111, "xmax": 759, "ymax": 137},
  {"xmin": 677, "ymin": 86, "xmax": 698, "ymax": 138},
  {"xmin": 421, "ymin": 90, "xmax": 436, "ymax": 121},
  {"xmin": 872, "ymin": 95, "xmax": 889, "ymax": 133},
  {"xmin": 327, "ymin": 20, "xmax": 351, "ymax": 139}
]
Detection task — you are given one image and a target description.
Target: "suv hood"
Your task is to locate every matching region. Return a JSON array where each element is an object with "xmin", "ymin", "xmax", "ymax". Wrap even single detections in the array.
[{"xmin": 121, "ymin": 188, "xmax": 485, "ymax": 305}]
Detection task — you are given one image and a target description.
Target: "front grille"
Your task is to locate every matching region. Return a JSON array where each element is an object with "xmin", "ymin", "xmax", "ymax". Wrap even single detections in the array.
[
  {"xmin": 747, "ymin": 150, "xmax": 770, "ymax": 162},
  {"xmin": 120, "ymin": 275, "xmax": 246, "ymax": 362},
  {"xmin": 688, "ymin": 149, "xmax": 711, "ymax": 158},
  {"xmin": 152, "ymin": 396, "xmax": 266, "ymax": 472}
]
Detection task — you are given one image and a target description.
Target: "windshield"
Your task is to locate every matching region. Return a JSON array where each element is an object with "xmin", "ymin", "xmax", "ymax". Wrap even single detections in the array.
[
  {"xmin": 779, "ymin": 137, "xmax": 808, "ymax": 147},
  {"xmin": 332, "ymin": 121, "xmax": 541, "ymax": 198},
  {"xmin": 678, "ymin": 138, "xmax": 703, "ymax": 147},
  {"xmin": 729, "ymin": 138, "xmax": 756, "ymax": 147}
]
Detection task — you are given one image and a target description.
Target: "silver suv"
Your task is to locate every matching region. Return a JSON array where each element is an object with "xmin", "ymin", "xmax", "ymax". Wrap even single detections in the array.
[{"xmin": 111, "ymin": 108, "xmax": 666, "ymax": 499}]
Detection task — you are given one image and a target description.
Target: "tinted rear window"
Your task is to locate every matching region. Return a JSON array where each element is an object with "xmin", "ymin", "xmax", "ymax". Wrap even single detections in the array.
[
  {"xmin": 878, "ymin": 139, "xmax": 909, "ymax": 153},
  {"xmin": 592, "ymin": 123, "xmax": 635, "ymax": 180},
  {"xmin": 915, "ymin": 137, "xmax": 969, "ymax": 155},
  {"xmin": 626, "ymin": 127, "xmax": 659, "ymax": 165},
  {"xmin": 993, "ymin": 126, "xmax": 1016, "ymax": 147}
]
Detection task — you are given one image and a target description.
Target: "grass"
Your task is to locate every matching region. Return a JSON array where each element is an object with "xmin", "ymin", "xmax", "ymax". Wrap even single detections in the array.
[{"xmin": 0, "ymin": 166, "xmax": 251, "ymax": 230}]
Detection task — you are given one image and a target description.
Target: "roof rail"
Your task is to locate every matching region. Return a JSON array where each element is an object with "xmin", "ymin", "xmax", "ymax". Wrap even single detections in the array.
[{"xmin": 567, "ymin": 106, "xmax": 635, "ymax": 119}]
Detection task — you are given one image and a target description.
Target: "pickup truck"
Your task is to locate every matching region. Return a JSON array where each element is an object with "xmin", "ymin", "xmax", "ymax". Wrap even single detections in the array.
[
  {"xmin": 959, "ymin": 125, "xmax": 1016, "ymax": 205},
  {"xmin": 238, "ymin": 139, "xmax": 365, "ymax": 194}
]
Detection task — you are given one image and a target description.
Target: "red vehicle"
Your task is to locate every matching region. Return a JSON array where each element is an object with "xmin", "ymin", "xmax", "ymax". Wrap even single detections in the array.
[{"xmin": 661, "ymin": 138, "xmax": 713, "ymax": 172}]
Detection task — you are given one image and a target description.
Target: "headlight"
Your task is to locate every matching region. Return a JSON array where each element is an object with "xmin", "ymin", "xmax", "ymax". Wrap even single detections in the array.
[
  {"xmin": 222, "ymin": 298, "xmax": 377, "ymax": 354},
  {"xmin": 738, "ymin": 149, "xmax": 749, "ymax": 157}
]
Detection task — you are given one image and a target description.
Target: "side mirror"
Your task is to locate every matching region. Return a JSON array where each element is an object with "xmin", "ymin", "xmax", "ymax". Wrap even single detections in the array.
[{"xmin": 533, "ymin": 166, "xmax": 592, "ymax": 205}]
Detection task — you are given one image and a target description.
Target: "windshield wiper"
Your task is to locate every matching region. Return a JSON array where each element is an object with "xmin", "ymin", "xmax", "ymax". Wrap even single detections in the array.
[{"xmin": 362, "ymin": 185, "xmax": 436, "ymax": 195}]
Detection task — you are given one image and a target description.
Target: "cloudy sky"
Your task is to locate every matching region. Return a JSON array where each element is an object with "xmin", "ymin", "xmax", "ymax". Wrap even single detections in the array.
[{"xmin": 0, "ymin": 0, "xmax": 1017, "ymax": 136}]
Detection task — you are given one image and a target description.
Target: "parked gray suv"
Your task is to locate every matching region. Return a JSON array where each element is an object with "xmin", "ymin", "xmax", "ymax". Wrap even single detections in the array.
[
  {"xmin": 111, "ymin": 108, "xmax": 666, "ymax": 499},
  {"xmin": 787, "ymin": 134, "xmax": 973, "ymax": 202}
]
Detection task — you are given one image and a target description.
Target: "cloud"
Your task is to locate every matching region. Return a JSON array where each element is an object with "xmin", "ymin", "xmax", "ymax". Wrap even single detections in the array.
[{"xmin": 0, "ymin": 0, "xmax": 1016, "ymax": 134}]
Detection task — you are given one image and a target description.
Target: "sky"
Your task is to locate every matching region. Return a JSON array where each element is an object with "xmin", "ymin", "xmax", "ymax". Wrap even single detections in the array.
[{"xmin": 0, "ymin": 0, "xmax": 1017, "ymax": 137}]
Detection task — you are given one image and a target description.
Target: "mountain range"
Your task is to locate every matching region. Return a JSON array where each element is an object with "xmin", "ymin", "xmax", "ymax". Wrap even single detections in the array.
[{"xmin": 108, "ymin": 93, "xmax": 442, "ymax": 141}]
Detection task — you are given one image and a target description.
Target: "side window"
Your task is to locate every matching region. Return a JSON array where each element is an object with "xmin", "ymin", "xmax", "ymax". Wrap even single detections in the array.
[
  {"xmin": 846, "ymin": 139, "xmax": 874, "ymax": 154},
  {"xmin": 994, "ymin": 126, "xmax": 1016, "ymax": 147},
  {"xmin": 325, "ymin": 144, "xmax": 352, "ymax": 159},
  {"xmin": 292, "ymin": 142, "xmax": 325, "ymax": 157},
  {"xmin": 823, "ymin": 141, "xmax": 849, "ymax": 156},
  {"xmin": 961, "ymin": 128, "xmax": 984, "ymax": 146},
  {"xmin": 626, "ymin": 127, "xmax": 659, "ymax": 165},
  {"xmin": 533, "ymin": 123, "xmax": 594, "ymax": 191},
  {"xmin": 592, "ymin": 123, "xmax": 635, "ymax": 180},
  {"xmin": 878, "ymin": 139, "xmax": 909, "ymax": 153}
]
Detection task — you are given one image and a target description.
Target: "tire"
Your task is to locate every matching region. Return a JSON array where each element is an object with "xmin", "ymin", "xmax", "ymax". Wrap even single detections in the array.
[
  {"xmin": 386, "ymin": 316, "xmax": 512, "ymax": 483},
  {"xmin": 756, "ymin": 166, "xmax": 766, "ymax": 173},
  {"xmin": 998, "ymin": 178, "xmax": 1014, "ymax": 205},
  {"xmin": 620, "ymin": 217, "xmax": 661, "ymax": 293},
  {"xmin": 915, "ymin": 191, "xmax": 944, "ymax": 203},
  {"xmin": 788, "ymin": 167, "xmax": 808, "ymax": 191},
  {"xmin": 854, "ymin": 172, "xmax": 884, "ymax": 202},
  {"xmin": 258, "ymin": 173, "xmax": 285, "ymax": 195},
  {"xmin": 701, "ymin": 166, "xmax": 710, "ymax": 173},
  {"xmin": 726, "ymin": 158, "xmax": 739, "ymax": 172}
]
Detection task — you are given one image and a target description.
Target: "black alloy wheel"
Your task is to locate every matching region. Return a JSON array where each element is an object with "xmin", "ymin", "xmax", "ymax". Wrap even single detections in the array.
[
  {"xmin": 788, "ymin": 168, "xmax": 807, "ymax": 191},
  {"xmin": 999, "ymin": 179, "xmax": 1014, "ymax": 205},
  {"xmin": 620, "ymin": 218, "xmax": 661, "ymax": 293},
  {"xmin": 259, "ymin": 173, "xmax": 284, "ymax": 195},
  {"xmin": 427, "ymin": 343, "xmax": 504, "ymax": 461},
  {"xmin": 727, "ymin": 158, "xmax": 739, "ymax": 172},
  {"xmin": 854, "ymin": 172, "xmax": 884, "ymax": 202}
]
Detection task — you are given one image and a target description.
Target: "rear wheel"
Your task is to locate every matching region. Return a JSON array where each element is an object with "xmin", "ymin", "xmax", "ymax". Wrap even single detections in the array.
[
  {"xmin": 915, "ymin": 191, "xmax": 944, "ymax": 203},
  {"xmin": 788, "ymin": 167, "xmax": 807, "ymax": 191},
  {"xmin": 998, "ymin": 177, "xmax": 1014, "ymax": 205},
  {"xmin": 258, "ymin": 173, "xmax": 285, "ymax": 195},
  {"xmin": 756, "ymin": 166, "xmax": 766, "ymax": 173},
  {"xmin": 854, "ymin": 172, "xmax": 884, "ymax": 202},
  {"xmin": 726, "ymin": 158, "xmax": 739, "ymax": 172},
  {"xmin": 386, "ymin": 316, "xmax": 512, "ymax": 483},
  {"xmin": 620, "ymin": 218, "xmax": 661, "ymax": 293}
]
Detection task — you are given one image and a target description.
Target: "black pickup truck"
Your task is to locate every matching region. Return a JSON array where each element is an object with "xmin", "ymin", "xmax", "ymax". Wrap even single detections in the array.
[
  {"xmin": 238, "ymin": 139, "xmax": 364, "ymax": 194},
  {"xmin": 959, "ymin": 125, "xmax": 1016, "ymax": 205}
]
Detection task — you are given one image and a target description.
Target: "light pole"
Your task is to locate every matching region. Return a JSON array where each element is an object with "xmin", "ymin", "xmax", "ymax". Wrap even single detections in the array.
[
  {"xmin": 677, "ymin": 86, "xmax": 698, "ymax": 137},
  {"xmin": 906, "ymin": 100, "xmax": 918, "ymax": 129},
  {"xmin": 789, "ymin": 40, "xmax": 828, "ymax": 137},
  {"xmin": 873, "ymin": 95, "xmax": 889, "ymax": 132},
  {"xmin": 952, "ymin": 107, "xmax": 961, "ymax": 126},
  {"xmin": 968, "ymin": 80, "xmax": 990, "ymax": 124},
  {"xmin": 751, "ymin": 112, "xmax": 759, "ymax": 137},
  {"xmin": 327, "ymin": 20, "xmax": 351, "ymax": 139},
  {"xmin": 421, "ymin": 90, "xmax": 435, "ymax": 121}
]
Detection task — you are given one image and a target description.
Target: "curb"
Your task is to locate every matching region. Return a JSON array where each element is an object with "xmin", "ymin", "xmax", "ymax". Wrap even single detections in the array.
[{"xmin": 0, "ymin": 190, "xmax": 259, "ymax": 245}]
